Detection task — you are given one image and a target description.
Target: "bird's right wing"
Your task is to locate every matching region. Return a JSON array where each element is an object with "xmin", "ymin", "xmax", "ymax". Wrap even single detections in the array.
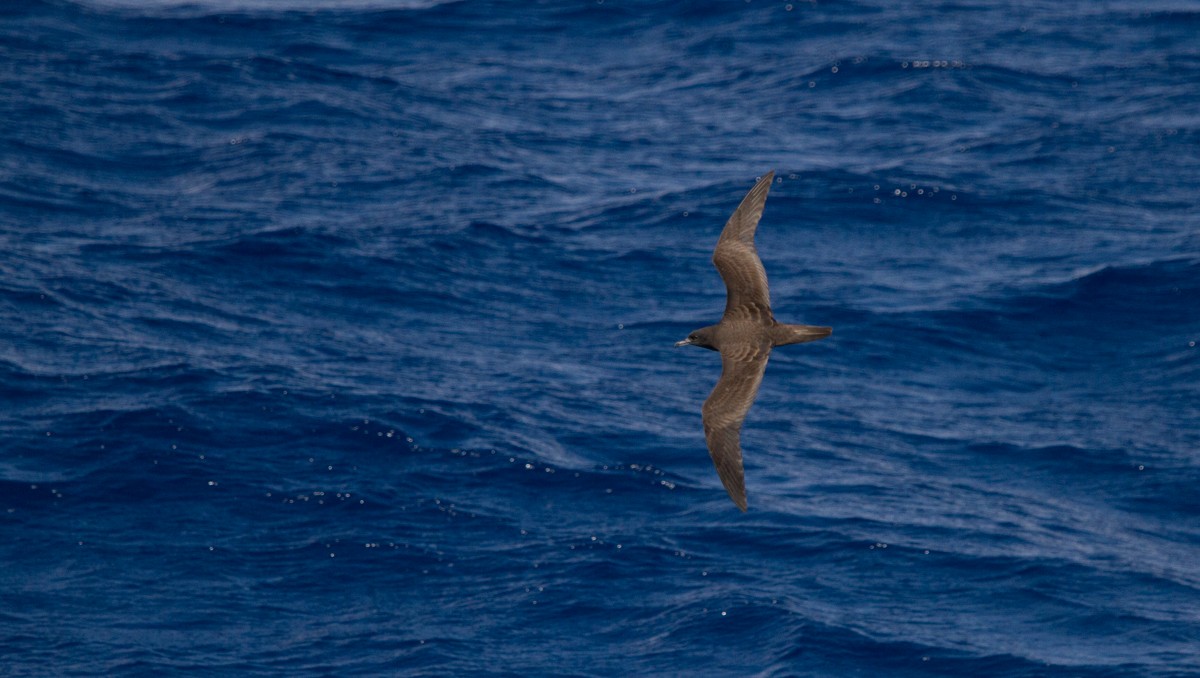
[
  {"xmin": 702, "ymin": 342, "xmax": 771, "ymax": 511},
  {"xmin": 713, "ymin": 171, "xmax": 774, "ymax": 319}
]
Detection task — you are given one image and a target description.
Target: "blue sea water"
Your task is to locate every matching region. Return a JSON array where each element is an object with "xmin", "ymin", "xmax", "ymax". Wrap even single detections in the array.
[{"xmin": 3, "ymin": 0, "xmax": 1199, "ymax": 674}]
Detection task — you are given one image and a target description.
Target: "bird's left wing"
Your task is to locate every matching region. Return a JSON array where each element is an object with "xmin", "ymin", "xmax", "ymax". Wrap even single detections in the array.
[{"xmin": 702, "ymin": 341, "xmax": 771, "ymax": 511}]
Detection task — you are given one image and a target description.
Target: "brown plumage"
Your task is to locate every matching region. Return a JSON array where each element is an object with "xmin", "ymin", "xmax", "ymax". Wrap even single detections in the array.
[{"xmin": 675, "ymin": 171, "xmax": 831, "ymax": 511}]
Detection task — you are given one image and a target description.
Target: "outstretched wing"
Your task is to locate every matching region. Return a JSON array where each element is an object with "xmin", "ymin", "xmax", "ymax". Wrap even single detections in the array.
[
  {"xmin": 713, "ymin": 171, "xmax": 774, "ymax": 320},
  {"xmin": 702, "ymin": 342, "xmax": 771, "ymax": 511}
]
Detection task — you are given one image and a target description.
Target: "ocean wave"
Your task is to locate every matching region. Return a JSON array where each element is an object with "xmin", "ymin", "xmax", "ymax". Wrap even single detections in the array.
[{"xmin": 3, "ymin": 0, "xmax": 1199, "ymax": 674}]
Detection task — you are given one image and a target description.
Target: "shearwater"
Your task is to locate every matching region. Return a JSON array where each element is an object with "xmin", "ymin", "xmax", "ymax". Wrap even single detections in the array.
[{"xmin": 675, "ymin": 171, "xmax": 831, "ymax": 511}]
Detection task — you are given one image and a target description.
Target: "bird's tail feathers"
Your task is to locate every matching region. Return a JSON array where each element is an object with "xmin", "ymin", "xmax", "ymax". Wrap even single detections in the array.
[{"xmin": 771, "ymin": 324, "xmax": 832, "ymax": 346}]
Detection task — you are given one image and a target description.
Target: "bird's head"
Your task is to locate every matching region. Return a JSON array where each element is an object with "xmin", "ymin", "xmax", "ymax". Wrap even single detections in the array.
[{"xmin": 675, "ymin": 325, "xmax": 719, "ymax": 351}]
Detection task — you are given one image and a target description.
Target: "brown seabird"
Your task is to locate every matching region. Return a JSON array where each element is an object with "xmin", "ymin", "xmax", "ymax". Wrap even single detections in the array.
[{"xmin": 675, "ymin": 170, "xmax": 831, "ymax": 511}]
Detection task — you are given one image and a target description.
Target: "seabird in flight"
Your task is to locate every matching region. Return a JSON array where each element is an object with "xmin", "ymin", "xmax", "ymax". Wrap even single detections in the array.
[{"xmin": 675, "ymin": 170, "xmax": 831, "ymax": 511}]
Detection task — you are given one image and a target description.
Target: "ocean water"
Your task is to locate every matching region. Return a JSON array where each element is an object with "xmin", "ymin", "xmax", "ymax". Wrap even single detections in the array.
[{"xmin": 2, "ymin": 0, "xmax": 1199, "ymax": 675}]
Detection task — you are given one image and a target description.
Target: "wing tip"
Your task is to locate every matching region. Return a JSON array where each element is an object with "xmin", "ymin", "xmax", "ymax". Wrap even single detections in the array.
[
  {"xmin": 721, "ymin": 476, "xmax": 749, "ymax": 512},
  {"xmin": 750, "ymin": 170, "xmax": 775, "ymax": 197}
]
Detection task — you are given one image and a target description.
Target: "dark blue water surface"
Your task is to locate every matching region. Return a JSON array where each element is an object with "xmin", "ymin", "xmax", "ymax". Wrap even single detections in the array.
[{"xmin": 3, "ymin": 0, "xmax": 1199, "ymax": 675}]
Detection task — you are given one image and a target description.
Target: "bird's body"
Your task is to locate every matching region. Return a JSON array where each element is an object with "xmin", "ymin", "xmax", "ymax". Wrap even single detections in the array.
[{"xmin": 676, "ymin": 171, "xmax": 831, "ymax": 511}]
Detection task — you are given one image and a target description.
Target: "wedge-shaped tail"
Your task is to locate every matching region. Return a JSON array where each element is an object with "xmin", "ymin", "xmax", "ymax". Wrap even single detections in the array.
[{"xmin": 770, "ymin": 324, "xmax": 832, "ymax": 347}]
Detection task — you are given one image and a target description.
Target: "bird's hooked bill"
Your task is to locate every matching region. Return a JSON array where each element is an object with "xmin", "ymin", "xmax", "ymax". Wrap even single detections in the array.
[{"xmin": 674, "ymin": 338, "xmax": 692, "ymax": 347}]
